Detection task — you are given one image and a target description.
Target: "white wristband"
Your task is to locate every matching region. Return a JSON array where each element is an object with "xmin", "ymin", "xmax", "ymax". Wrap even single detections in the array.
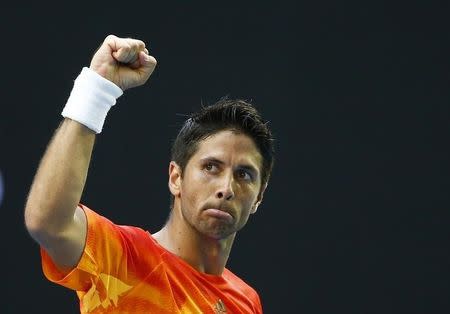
[{"xmin": 61, "ymin": 67, "xmax": 123, "ymax": 133}]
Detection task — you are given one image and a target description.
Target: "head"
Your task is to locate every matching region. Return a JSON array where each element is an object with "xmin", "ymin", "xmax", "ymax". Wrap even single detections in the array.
[{"xmin": 168, "ymin": 98, "xmax": 275, "ymax": 239}]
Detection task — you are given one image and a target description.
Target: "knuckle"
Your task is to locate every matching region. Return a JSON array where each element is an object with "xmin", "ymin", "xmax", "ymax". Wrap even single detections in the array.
[
  {"xmin": 129, "ymin": 39, "xmax": 145, "ymax": 50},
  {"xmin": 104, "ymin": 34, "xmax": 117, "ymax": 42},
  {"xmin": 122, "ymin": 43, "xmax": 132, "ymax": 50}
]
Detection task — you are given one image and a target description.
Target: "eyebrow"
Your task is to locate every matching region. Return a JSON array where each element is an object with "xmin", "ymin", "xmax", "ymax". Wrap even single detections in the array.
[{"xmin": 199, "ymin": 157, "xmax": 259, "ymax": 176}]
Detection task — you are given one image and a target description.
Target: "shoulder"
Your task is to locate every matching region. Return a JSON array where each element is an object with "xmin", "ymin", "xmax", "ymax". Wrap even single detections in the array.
[
  {"xmin": 80, "ymin": 204, "xmax": 154, "ymax": 249},
  {"xmin": 81, "ymin": 204, "xmax": 149, "ymax": 233}
]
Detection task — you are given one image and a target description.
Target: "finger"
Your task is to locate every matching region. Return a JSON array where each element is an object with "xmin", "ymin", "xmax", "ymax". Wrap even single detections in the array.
[
  {"xmin": 127, "ymin": 39, "xmax": 146, "ymax": 64},
  {"xmin": 113, "ymin": 45, "xmax": 140, "ymax": 64},
  {"xmin": 104, "ymin": 34, "xmax": 120, "ymax": 52},
  {"xmin": 123, "ymin": 38, "xmax": 146, "ymax": 60},
  {"xmin": 112, "ymin": 45, "xmax": 131, "ymax": 63},
  {"xmin": 105, "ymin": 35, "xmax": 144, "ymax": 51},
  {"xmin": 128, "ymin": 50, "xmax": 156, "ymax": 70},
  {"xmin": 129, "ymin": 57, "xmax": 141, "ymax": 69},
  {"xmin": 126, "ymin": 38, "xmax": 145, "ymax": 50},
  {"xmin": 108, "ymin": 36, "xmax": 146, "ymax": 64}
]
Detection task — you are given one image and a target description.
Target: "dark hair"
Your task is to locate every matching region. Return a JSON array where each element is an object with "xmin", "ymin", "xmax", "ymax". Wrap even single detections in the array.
[{"xmin": 171, "ymin": 97, "xmax": 275, "ymax": 191}]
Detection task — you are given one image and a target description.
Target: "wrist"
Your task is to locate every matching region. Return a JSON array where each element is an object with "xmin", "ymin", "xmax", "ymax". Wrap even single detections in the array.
[{"xmin": 61, "ymin": 67, "xmax": 123, "ymax": 134}]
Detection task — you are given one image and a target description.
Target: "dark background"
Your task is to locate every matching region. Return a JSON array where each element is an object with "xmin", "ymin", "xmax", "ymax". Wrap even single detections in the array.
[{"xmin": 2, "ymin": 2, "xmax": 450, "ymax": 313}]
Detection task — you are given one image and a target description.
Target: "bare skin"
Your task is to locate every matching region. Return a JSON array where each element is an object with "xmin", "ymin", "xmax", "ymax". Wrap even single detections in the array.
[
  {"xmin": 25, "ymin": 34, "xmax": 266, "ymax": 276},
  {"xmin": 24, "ymin": 35, "xmax": 156, "ymax": 270},
  {"xmin": 154, "ymin": 130, "xmax": 266, "ymax": 275}
]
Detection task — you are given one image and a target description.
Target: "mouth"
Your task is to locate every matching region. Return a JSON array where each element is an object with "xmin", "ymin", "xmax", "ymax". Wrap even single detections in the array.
[
  {"xmin": 219, "ymin": 206, "xmax": 235, "ymax": 217},
  {"xmin": 203, "ymin": 208, "xmax": 233, "ymax": 223},
  {"xmin": 203, "ymin": 205, "xmax": 235, "ymax": 222}
]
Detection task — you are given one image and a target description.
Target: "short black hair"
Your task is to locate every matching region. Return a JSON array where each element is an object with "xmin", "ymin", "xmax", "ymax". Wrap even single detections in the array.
[{"xmin": 171, "ymin": 97, "xmax": 275, "ymax": 192}]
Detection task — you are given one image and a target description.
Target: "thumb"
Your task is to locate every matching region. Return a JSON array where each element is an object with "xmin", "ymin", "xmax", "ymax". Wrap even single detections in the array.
[{"xmin": 123, "ymin": 51, "xmax": 156, "ymax": 89}]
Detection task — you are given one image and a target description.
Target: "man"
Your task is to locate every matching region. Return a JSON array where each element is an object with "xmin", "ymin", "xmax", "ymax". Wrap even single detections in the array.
[{"xmin": 25, "ymin": 34, "xmax": 274, "ymax": 313}]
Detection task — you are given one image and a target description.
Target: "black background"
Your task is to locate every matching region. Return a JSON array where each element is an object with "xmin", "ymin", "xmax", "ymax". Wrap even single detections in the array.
[{"xmin": 2, "ymin": 2, "xmax": 450, "ymax": 313}]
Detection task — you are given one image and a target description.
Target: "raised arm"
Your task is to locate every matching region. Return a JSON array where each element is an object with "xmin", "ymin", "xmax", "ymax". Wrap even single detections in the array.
[{"xmin": 24, "ymin": 35, "xmax": 157, "ymax": 270}]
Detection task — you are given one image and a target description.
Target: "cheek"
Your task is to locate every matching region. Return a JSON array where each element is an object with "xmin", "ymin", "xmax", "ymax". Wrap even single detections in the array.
[
  {"xmin": 242, "ymin": 187, "xmax": 260, "ymax": 209},
  {"xmin": 241, "ymin": 199, "xmax": 255, "ymax": 215},
  {"xmin": 181, "ymin": 171, "xmax": 206, "ymax": 206},
  {"xmin": 181, "ymin": 181, "xmax": 195, "ymax": 206}
]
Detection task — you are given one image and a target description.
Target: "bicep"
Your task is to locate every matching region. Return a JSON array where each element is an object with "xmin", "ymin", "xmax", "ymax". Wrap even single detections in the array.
[{"xmin": 41, "ymin": 205, "xmax": 87, "ymax": 271}]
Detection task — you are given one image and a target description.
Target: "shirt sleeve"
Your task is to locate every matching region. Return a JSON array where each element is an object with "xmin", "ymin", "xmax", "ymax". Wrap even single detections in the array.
[
  {"xmin": 40, "ymin": 204, "xmax": 137, "ymax": 292},
  {"xmin": 254, "ymin": 293, "xmax": 263, "ymax": 314}
]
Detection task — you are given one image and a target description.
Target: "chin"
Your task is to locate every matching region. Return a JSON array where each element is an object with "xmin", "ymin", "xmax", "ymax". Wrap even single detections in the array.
[{"xmin": 199, "ymin": 226, "xmax": 235, "ymax": 240}]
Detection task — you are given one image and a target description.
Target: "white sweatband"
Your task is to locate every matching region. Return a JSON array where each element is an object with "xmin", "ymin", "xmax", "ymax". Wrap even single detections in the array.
[{"xmin": 61, "ymin": 67, "xmax": 123, "ymax": 134}]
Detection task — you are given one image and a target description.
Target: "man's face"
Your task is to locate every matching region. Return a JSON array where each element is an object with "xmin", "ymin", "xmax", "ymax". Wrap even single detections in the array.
[{"xmin": 170, "ymin": 129, "xmax": 265, "ymax": 240}]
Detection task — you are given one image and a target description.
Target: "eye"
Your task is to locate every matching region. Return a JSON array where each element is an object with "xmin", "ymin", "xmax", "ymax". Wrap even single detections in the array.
[
  {"xmin": 204, "ymin": 162, "xmax": 218, "ymax": 172},
  {"xmin": 237, "ymin": 169, "xmax": 252, "ymax": 181}
]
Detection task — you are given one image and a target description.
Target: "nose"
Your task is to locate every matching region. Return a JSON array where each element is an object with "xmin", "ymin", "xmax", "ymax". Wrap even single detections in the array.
[{"xmin": 216, "ymin": 173, "xmax": 235, "ymax": 201}]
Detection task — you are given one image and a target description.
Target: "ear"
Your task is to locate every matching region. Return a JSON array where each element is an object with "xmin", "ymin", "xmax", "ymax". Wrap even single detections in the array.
[
  {"xmin": 251, "ymin": 182, "xmax": 268, "ymax": 214},
  {"xmin": 168, "ymin": 161, "xmax": 182, "ymax": 198}
]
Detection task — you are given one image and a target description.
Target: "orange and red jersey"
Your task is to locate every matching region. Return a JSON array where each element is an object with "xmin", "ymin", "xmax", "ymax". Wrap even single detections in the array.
[{"xmin": 40, "ymin": 204, "xmax": 263, "ymax": 313}]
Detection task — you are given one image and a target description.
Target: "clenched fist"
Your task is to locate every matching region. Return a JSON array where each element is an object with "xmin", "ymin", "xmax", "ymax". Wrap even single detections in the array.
[{"xmin": 89, "ymin": 34, "xmax": 157, "ymax": 90}]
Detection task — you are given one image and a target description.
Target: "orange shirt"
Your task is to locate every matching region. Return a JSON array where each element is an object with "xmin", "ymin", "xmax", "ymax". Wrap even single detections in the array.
[{"xmin": 41, "ymin": 205, "xmax": 263, "ymax": 313}]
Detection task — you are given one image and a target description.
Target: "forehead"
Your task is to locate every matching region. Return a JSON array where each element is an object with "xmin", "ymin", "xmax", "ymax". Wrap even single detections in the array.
[{"xmin": 193, "ymin": 130, "xmax": 262, "ymax": 167}]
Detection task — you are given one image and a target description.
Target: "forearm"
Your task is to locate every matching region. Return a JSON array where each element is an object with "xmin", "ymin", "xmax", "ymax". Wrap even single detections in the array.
[
  {"xmin": 25, "ymin": 118, "xmax": 95, "ymax": 236},
  {"xmin": 24, "ymin": 35, "xmax": 155, "ymax": 266}
]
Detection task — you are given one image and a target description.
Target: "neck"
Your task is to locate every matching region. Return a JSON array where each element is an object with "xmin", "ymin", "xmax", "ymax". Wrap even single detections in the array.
[{"xmin": 153, "ymin": 208, "xmax": 236, "ymax": 276}]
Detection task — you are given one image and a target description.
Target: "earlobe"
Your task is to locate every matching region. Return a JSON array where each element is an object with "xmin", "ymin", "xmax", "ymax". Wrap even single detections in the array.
[
  {"xmin": 251, "ymin": 182, "xmax": 268, "ymax": 214},
  {"xmin": 251, "ymin": 202, "xmax": 260, "ymax": 214},
  {"xmin": 168, "ymin": 161, "xmax": 182, "ymax": 197}
]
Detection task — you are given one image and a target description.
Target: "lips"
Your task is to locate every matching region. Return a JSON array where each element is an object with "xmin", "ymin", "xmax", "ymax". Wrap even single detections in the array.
[
  {"xmin": 203, "ymin": 208, "xmax": 234, "ymax": 223},
  {"xmin": 203, "ymin": 204, "xmax": 235, "ymax": 223},
  {"xmin": 204, "ymin": 204, "xmax": 234, "ymax": 217},
  {"xmin": 218, "ymin": 207, "xmax": 235, "ymax": 218}
]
